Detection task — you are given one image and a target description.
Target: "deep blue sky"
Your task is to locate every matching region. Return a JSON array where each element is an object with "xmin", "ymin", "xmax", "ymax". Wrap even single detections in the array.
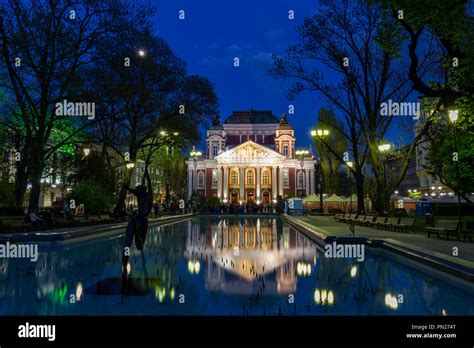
[{"xmin": 152, "ymin": 0, "xmax": 414, "ymax": 150}]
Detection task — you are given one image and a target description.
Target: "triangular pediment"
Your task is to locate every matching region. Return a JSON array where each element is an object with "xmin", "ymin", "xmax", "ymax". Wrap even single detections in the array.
[{"xmin": 214, "ymin": 141, "xmax": 285, "ymax": 165}]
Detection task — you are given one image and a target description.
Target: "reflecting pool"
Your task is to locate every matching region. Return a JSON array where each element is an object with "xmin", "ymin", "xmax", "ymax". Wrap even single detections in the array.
[{"xmin": 0, "ymin": 216, "xmax": 473, "ymax": 315}]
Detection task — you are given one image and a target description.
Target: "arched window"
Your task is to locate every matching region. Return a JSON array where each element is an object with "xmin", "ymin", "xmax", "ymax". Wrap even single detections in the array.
[
  {"xmin": 198, "ymin": 172, "xmax": 205, "ymax": 188},
  {"xmin": 297, "ymin": 171, "xmax": 305, "ymax": 189},
  {"xmin": 282, "ymin": 144, "xmax": 289, "ymax": 157},
  {"xmin": 262, "ymin": 170, "xmax": 270, "ymax": 185},
  {"xmin": 212, "ymin": 144, "xmax": 219, "ymax": 158},
  {"xmin": 283, "ymin": 169, "xmax": 289, "ymax": 187},
  {"xmin": 246, "ymin": 170, "xmax": 255, "ymax": 186},
  {"xmin": 230, "ymin": 170, "xmax": 239, "ymax": 185}
]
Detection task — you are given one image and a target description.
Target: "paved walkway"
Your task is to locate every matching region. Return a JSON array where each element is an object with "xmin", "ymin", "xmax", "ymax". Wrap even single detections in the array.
[{"xmin": 294, "ymin": 215, "xmax": 474, "ymax": 269}]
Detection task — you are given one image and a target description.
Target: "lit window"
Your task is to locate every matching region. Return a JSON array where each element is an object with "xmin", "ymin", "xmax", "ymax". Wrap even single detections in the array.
[
  {"xmin": 283, "ymin": 170, "xmax": 289, "ymax": 187},
  {"xmin": 246, "ymin": 170, "xmax": 255, "ymax": 186},
  {"xmin": 212, "ymin": 144, "xmax": 219, "ymax": 158},
  {"xmin": 282, "ymin": 144, "xmax": 289, "ymax": 157},
  {"xmin": 212, "ymin": 170, "xmax": 217, "ymax": 187},
  {"xmin": 198, "ymin": 172, "xmax": 205, "ymax": 188},
  {"xmin": 262, "ymin": 170, "xmax": 270, "ymax": 185},
  {"xmin": 297, "ymin": 172, "xmax": 305, "ymax": 189},
  {"xmin": 230, "ymin": 170, "xmax": 239, "ymax": 185}
]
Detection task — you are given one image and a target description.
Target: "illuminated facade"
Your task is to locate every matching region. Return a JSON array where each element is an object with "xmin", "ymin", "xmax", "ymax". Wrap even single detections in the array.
[{"xmin": 186, "ymin": 110, "xmax": 317, "ymax": 203}]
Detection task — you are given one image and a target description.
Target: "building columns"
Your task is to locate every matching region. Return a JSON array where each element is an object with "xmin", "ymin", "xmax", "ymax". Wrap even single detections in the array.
[
  {"xmin": 272, "ymin": 166, "xmax": 277, "ymax": 200},
  {"xmin": 187, "ymin": 168, "xmax": 193, "ymax": 199},
  {"xmin": 223, "ymin": 166, "xmax": 228, "ymax": 202},
  {"xmin": 217, "ymin": 166, "xmax": 222, "ymax": 200},
  {"xmin": 239, "ymin": 167, "xmax": 244, "ymax": 203},
  {"xmin": 256, "ymin": 167, "xmax": 261, "ymax": 202},
  {"xmin": 309, "ymin": 169, "xmax": 314, "ymax": 195},
  {"xmin": 305, "ymin": 168, "xmax": 310, "ymax": 196},
  {"xmin": 278, "ymin": 166, "xmax": 284, "ymax": 196}
]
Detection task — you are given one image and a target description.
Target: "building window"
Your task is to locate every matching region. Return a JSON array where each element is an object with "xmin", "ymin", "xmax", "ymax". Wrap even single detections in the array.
[
  {"xmin": 212, "ymin": 144, "xmax": 219, "ymax": 158},
  {"xmin": 246, "ymin": 170, "xmax": 255, "ymax": 186},
  {"xmin": 297, "ymin": 171, "xmax": 305, "ymax": 189},
  {"xmin": 262, "ymin": 170, "xmax": 270, "ymax": 185},
  {"xmin": 198, "ymin": 172, "xmax": 205, "ymax": 188},
  {"xmin": 283, "ymin": 169, "xmax": 289, "ymax": 188},
  {"xmin": 282, "ymin": 144, "xmax": 289, "ymax": 157},
  {"xmin": 212, "ymin": 170, "xmax": 218, "ymax": 188},
  {"xmin": 230, "ymin": 170, "xmax": 239, "ymax": 185}
]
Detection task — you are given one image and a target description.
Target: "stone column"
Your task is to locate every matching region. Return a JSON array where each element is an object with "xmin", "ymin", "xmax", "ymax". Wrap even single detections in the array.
[
  {"xmin": 272, "ymin": 166, "xmax": 277, "ymax": 200},
  {"xmin": 239, "ymin": 167, "xmax": 244, "ymax": 203},
  {"xmin": 305, "ymin": 168, "xmax": 310, "ymax": 196},
  {"xmin": 223, "ymin": 166, "xmax": 228, "ymax": 202},
  {"xmin": 309, "ymin": 169, "xmax": 314, "ymax": 195},
  {"xmin": 187, "ymin": 167, "xmax": 193, "ymax": 199},
  {"xmin": 217, "ymin": 166, "xmax": 222, "ymax": 200},
  {"xmin": 256, "ymin": 167, "xmax": 261, "ymax": 202},
  {"xmin": 279, "ymin": 166, "xmax": 284, "ymax": 196}
]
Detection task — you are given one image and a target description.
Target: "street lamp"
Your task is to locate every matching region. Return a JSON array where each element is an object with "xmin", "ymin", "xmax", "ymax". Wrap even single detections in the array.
[
  {"xmin": 137, "ymin": 49, "xmax": 146, "ymax": 57},
  {"xmin": 126, "ymin": 162, "xmax": 135, "ymax": 169},
  {"xmin": 295, "ymin": 149, "xmax": 309, "ymax": 198},
  {"xmin": 449, "ymin": 110, "xmax": 462, "ymax": 231},
  {"xmin": 378, "ymin": 143, "xmax": 391, "ymax": 214},
  {"xmin": 83, "ymin": 147, "xmax": 90, "ymax": 157},
  {"xmin": 190, "ymin": 146, "xmax": 202, "ymax": 196},
  {"xmin": 311, "ymin": 128, "xmax": 330, "ymax": 213}
]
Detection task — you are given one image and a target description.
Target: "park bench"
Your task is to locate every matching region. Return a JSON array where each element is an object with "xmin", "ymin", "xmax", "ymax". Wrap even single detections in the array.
[
  {"xmin": 370, "ymin": 216, "xmax": 386, "ymax": 229},
  {"xmin": 334, "ymin": 214, "xmax": 345, "ymax": 222},
  {"xmin": 426, "ymin": 220, "xmax": 460, "ymax": 240},
  {"xmin": 354, "ymin": 215, "xmax": 367, "ymax": 225},
  {"xmin": 393, "ymin": 218, "xmax": 416, "ymax": 233},
  {"xmin": 462, "ymin": 221, "xmax": 474, "ymax": 242},
  {"xmin": 379, "ymin": 217, "xmax": 399, "ymax": 230},
  {"xmin": 362, "ymin": 215, "xmax": 376, "ymax": 226},
  {"xmin": 341, "ymin": 214, "xmax": 355, "ymax": 223}
]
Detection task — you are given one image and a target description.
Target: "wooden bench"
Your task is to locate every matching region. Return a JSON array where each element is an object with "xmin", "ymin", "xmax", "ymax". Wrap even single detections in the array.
[
  {"xmin": 354, "ymin": 215, "xmax": 366, "ymax": 225},
  {"xmin": 462, "ymin": 221, "xmax": 474, "ymax": 242},
  {"xmin": 393, "ymin": 218, "xmax": 416, "ymax": 233},
  {"xmin": 427, "ymin": 220, "xmax": 460, "ymax": 240},
  {"xmin": 379, "ymin": 217, "xmax": 399, "ymax": 230},
  {"xmin": 370, "ymin": 216, "xmax": 386, "ymax": 229},
  {"xmin": 361, "ymin": 215, "xmax": 376, "ymax": 226},
  {"xmin": 334, "ymin": 214, "xmax": 345, "ymax": 222}
]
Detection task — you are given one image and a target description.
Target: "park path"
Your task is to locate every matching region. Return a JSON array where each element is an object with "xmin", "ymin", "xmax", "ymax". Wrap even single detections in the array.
[{"xmin": 294, "ymin": 215, "xmax": 474, "ymax": 270}]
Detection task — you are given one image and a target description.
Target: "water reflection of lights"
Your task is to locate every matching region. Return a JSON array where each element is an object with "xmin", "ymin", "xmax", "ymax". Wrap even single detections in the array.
[
  {"xmin": 75, "ymin": 282, "xmax": 83, "ymax": 302},
  {"xmin": 314, "ymin": 289, "xmax": 335, "ymax": 305},
  {"xmin": 350, "ymin": 265, "xmax": 358, "ymax": 278},
  {"xmin": 126, "ymin": 262, "xmax": 131, "ymax": 275},
  {"xmin": 297, "ymin": 262, "xmax": 311, "ymax": 277},
  {"xmin": 441, "ymin": 308, "xmax": 447, "ymax": 316},
  {"xmin": 384, "ymin": 293, "xmax": 398, "ymax": 310},
  {"xmin": 188, "ymin": 259, "xmax": 200, "ymax": 274}
]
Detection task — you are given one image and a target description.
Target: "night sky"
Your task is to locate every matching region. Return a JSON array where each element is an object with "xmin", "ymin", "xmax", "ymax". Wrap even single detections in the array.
[{"xmin": 152, "ymin": 0, "xmax": 415, "ymax": 150}]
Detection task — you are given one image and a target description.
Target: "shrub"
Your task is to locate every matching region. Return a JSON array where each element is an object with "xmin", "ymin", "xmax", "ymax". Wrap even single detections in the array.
[{"xmin": 66, "ymin": 179, "xmax": 114, "ymax": 213}]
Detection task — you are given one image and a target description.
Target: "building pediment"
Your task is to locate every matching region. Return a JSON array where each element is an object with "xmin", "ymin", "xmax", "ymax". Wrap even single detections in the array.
[{"xmin": 214, "ymin": 140, "xmax": 285, "ymax": 165}]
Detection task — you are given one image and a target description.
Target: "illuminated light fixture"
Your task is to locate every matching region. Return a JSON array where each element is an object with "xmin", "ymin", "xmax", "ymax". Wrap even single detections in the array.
[
  {"xmin": 173, "ymin": 132, "xmax": 179, "ymax": 136},
  {"xmin": 160, "ymin": 131, "xmax": 167, "ymax": 136},
  {"xmin": 437, "ymin": 186, "xmax": 442, "ymax": 190},
  {"xmin": 350, "ymin": 265, "xmax": 358, "ymax": 278},
  {"xmin": 314, "ymin": 289, "xmax": 321, "ymax": 304},
  {"xmin": 378, "ymin": 143, "xmax": 391, "ymax": 152},
  {"xmin": 408, "ymin": 189, "xmax": 412, "ymax": 193},
  {"xmin": 83, "ymin": 147, "xmax": 90, "ymax": 156},
  {"xmin": 222, "ymin": 199, "xmax": 228, "ymax": 203},
  {"xmin": 75, "ymin": 282, "xmax": 83, "ymax": 302},
  {"xmin": 188, "ymin": 259, "xmax": 200, "ymax": 274},
  {"xmin": 394, "ymin": 190, "xmax": 399, "ymax": 195},
  {"xmin": 448, "ymin": 110, "xmax": 459, "ymax": 123},
  {"xmin": 346, "ymin": 161, "xmax": 353, "ymax": 168},
  {"xmin": 327, "ymin": 291, "xmax": 334, "ymax": 305},
  {"xmin": 431, "ymin": 186, "xmax": 436, "ymax": 190},
  {"xmin": 310, "ymin": 130, "xmax": 317, "ymax": 137},
  {"xmin": 137, "ymin": 49, "xmax": 146, "ymax": 57},
  {"xmin": 384, "ymin": 293, "xmax": 398, "ymax": 310},
  {"xmin": 256, "ymin": 200, "xmax": 261, "ymax": 205},
  {"xmin": 126, "ymin": 262, "xmax": 131, "ymax": 275},
  {"xmin": 126, "ymin": 162, "xmax": 135, "ymax": 169},
  {"xmin": 272, "ymin": 199, "xmax": 277, "ymax": 203}
]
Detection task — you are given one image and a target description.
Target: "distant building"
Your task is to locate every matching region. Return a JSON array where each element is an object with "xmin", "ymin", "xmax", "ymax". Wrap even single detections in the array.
[{"xmin": 186, "ymin": 110, "xmax": 317, "ymax": 203}]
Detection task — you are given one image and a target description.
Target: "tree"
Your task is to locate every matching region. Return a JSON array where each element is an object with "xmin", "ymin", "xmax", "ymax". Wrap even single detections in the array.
[
  {"xmin": 82, "ymin": 26, "xmax": 218, "ymax": 213},
  {"xmin": 313, "ymin": 107, "xmax": 348, "ymax": 195},
  {"xmin": 0, "ymin": 0, "xmax": 147, "ymax": 212},
  {"xmin": 271, "ymin": 0, "xmax": 429, "ymax": 213}
]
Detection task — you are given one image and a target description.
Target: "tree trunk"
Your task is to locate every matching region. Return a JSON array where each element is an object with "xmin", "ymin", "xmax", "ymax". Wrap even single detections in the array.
[
  {"xmin": 27, "ymin": 161, "xmax": 43, "ymax": 213},
  {"xmin": 14, "ymin": 167, "xmax": 28, "ymax": 209},
  {"xmin": 114, "ymin": 170, "xmax": 132, "ymax": 213},
  {"xmin": 354, "ymin": 172, "xmax": 365, "ymax": 214}
]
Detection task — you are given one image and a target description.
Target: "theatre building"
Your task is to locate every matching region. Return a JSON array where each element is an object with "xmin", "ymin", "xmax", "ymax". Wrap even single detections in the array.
[{"xmin": 186, "ymin": 110, "xmax": 317, "ymax": 203}]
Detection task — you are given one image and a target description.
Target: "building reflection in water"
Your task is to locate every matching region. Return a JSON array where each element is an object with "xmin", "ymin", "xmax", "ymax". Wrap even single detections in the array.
[{"xmin": 184, "ymin": 217, "xmax": 317, "ymax": 295}]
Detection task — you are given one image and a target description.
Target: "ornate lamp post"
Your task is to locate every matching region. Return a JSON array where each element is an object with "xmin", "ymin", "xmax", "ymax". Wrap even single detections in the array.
[
  {"xmin": 311, "ymin": 129, "xmax": 330, "ymax": 213},
  {"xmin": 378, "ymin": 143, "xmax": 391, "ymax": 214},
  {"xmin": 190, "ymin": 146, "xmax": 202, "ymax": 196},
  {"xmin": 295, "ymin": 149, "xmax": 309, "ymax": 198},
  {"xmin": 449, "ymin": 110, "xmax": 462, "ymax": 230}
]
